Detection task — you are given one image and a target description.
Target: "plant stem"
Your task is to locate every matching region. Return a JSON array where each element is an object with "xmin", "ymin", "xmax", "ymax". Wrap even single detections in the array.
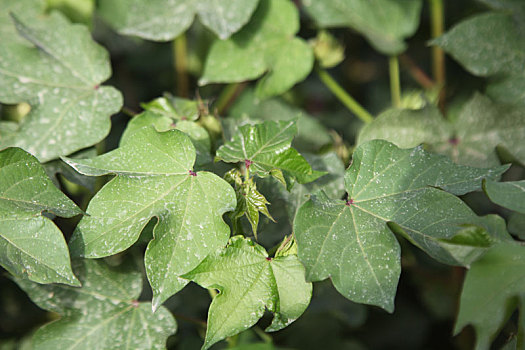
[
  {"xmin": 253, "ymin": 326, "xmax": 273, "ymax": 343},
  {"xmin": 399, "ymin": 54, "xmax": 435, "ymax": 90},
  {"xmin": 429, "ymin": 0, "xmax": 445, "ymax": 88},
  {"xmin": 173, "ymin": 34, "xmax": 189, "ymax": 98},
  {"xmin": 215, "ymin": 83, "xmax": 242, "ymax": 115},
  {"xmin": 388, "ymin": 56, "xmax": 401, "ymax": 108},
  {"xmin": 316, "ymin": 66, "xmax": 373, "ymax": 123}
]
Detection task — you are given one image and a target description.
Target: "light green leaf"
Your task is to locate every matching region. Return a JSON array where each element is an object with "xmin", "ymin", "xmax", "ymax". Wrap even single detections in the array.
[
  {"xmin": 302, "ymin": 0, "xmax": 423, "ymax": 55},
  {"xmin": 121, "ymin": 96, "xmax": 212, "ymax": 166},
  {"xmin": 0, "ymin": 0, "xmax": 45, "ymax": 45},
  {"xmin": 226, "ymin": 170, "xmax": 274, "ymax": 238},
  {"xmin": 0, "ymin": 11, "xmax": 122, "ymax": 162},
  {"xmin": 63, "ymin": 127, "xmax": 236, "ymax": 309},
  {"xmin": 357, "ymin": 94, "xmax": 525, "ymax": 167},
  {"xmin": 98, "ymin": 0, "xmax": 260, "ymax": 40},
  {"xmin": 455, "ymin": 242, "xmax": 525, "ymax": 350},
  {"xmin": 293, "ymin": 140, "xmax": 508, "ymax": 311},
  {"xmin": 183, "ymin": 236, "xmax": 312, "ymax": 350},
  {"xmin": 486, "ymin": 74, "xmax": 525, "ymax": 107},
  {"xmin": 200, "ymin": 0, "xmax": 314, "ymax": 98},
  {"xmin": 0, "ymin": 147, "xmax": 81, "ymax": 286},
  {"xmin": 216, "ymin": 120, "xmax": 325, "ymax": 187},
  {"xmin": 484, "ymin": 180, "xmax": 525, "ymax": 213},
  {"xmin": 226, "ymin": 88, "xmax": 332, "ymax": 152},
  {"xmin": 15, "ymin": 258, "xmax": 176, "ymax": 350}
]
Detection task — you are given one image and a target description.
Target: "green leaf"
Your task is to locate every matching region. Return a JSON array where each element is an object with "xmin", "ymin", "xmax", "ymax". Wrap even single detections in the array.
[
  {"xmin": 455, "ymin": 242, "xmax": 525, "ymax": 349},
  {"xmin": 63, "ymin": 127, "xmax": 236, "ymax": 309},
  {"xmin": 226, "ymin": 170, "xmax": 274, "ymax": 238},
  {"xmin": 216, "ymin": 120, "xmax": 325, "ymax": 187},
  {"xmin": 226, "ymin": 88, "xmax": 332, "ymax": 153},
  {"xmin": 121, "ymin": 96, "xmax": 212, "ymax": 166},
  {"xmin": 0, "ymin": 11, "xmax": 122, "ymax": 162},
  {"xmin": 183, "ymin": 236, "xmax": 312, "ymax": 350},
  {"xmin": 0, "ymin": 147, "xmax": 81, "ymax": 286},
  {"xmin": 358, "ymin": 94, "xmax": 525, "ymax": 167},
  {"xmin": 508, "ymin": 212, "xmax": 525, "ymax": 239},
  {"xmin": 433, "ymin": 11, "xmax": 525, "ymax": 106},
  {"xmin": 433, "ymin": 12, "xmax": 525, "ymax": 76},
  {"xmin": 15, "ymin": 258, "xmax": 176, "ymax": 350},
  {"xmin": 484, "ymin": 180, "xmax": 525, "ymax": 213},
  {"xmin": 0, "ymin": 0, "xmax": 45, "ymax": 45},
  {"xmin": 358, "ymin": 105, "xmax": 452, "ymax": 149},
  {"xmin": 302, "ymin": 0, "xmax": 423, "ymax": 55},
  {"xmin": 200, "ymin": 0, "xmax": 314, "ymax": 98},
  {"xmin": 293, "ymin": 140, "xmax": 508, "ymax": 311},
  {"xmin": 98, "ymin": 0, "xmax": 260, "ymax": 40}
]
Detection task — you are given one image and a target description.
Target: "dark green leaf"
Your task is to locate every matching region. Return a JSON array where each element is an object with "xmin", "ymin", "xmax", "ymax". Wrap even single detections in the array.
[
  {"xmin": 294, "ymin": 140, "xmax": 507, "ymax": 311},
  {"xmin": 358, "ymin": 94, "xmax": 525, "ymax": 167},
  {"xmin": 63, "ymin": 127, "xmax": 236, "ymax": 309},
  {"xmin": 15, "ymin": 258, "xmax": 176, "ymax": 350},
  {"xmin": 200, "ymin": 0, "xmax": 314, "ymax": 98},
  {"xmin": 302, "ymin": 0, "xmax": 423, "ymax": 55},
  {"xmin": 0, "ymin": 147, "xmax": 81, "ymax": 285},
  {"xmin": 484, "ymin": 180, "xmax": 525, "ymax": 213},
  {"xmin": 0, "ymin": 12, "xmax": 122, "ymax": 161},
  {"xmin": 455, "ymin": 242, "xmax": 525, "ymax": 349},
  {"xmin": 183, "ymin": 236, "xmax": 312, "ymax": 350}
]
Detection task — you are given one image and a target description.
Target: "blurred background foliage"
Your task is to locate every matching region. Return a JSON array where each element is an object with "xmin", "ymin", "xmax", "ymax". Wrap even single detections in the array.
[{"xmin": 1, "ymin": 0, "xmax": 523, "ymax": 349}]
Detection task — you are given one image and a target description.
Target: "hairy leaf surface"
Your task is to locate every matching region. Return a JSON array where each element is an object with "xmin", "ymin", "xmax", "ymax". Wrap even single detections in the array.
[
  {"xmin": 294, "ymin": 140, "xmax": 507, "ymax": 311},
  {"xmin": 15, "ymin": 258, "xmax": 176, "ymax": 350},
  {"xmin": 0, "ymin": 11, "xmax": 122, "ymax": 161},
  {"xmin": 455, "ymin": 242, "xmax": 525, "ymax": 350},
  {"xmin": 184, "ymin": 236, "xmax": 311, "ymax": 350},
  {"xmin": 302, "ymin": 0, "xmax": 423, "ymax": 55},
  {"xmin": 216, "ymin": 120, "xmax": 325, "ymax": 187},
  {"xmin": 433, "ymin": 11, "xmax": 525, "ymax": 106},
  {"xmin": 99, "ymin": 0, "xmax": 260, "ymax": 40},
  {"xmin": 200, "ymin": 0, "xmax": 313, "ymax": 98},
  {"xmin": 0, "ymin": 148, "xmax": 81, "ymax": 285},
  {"xmin": 358, "ymin": 94, "xmax": 525, "ymax": 167},
  {"xmin": 63, "ymin": 127, "xmax": 236, "ymax": 309}
]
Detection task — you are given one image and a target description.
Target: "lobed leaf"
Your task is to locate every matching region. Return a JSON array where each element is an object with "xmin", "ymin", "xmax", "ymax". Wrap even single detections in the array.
[
  {"xmin": 358, "ymin": 94, "xmax": 525, "ymax": 167},
  {"xmin": 98, "ymin": 0, "xmax": 260, "ymax": 41},
  {"xmin": 183, "ymin": 236, "xmax": 312, "ymax": 350},
  {"xmin": 216, "ymin": 120, "xmax": 325, "ymax": 188},
  {"xmin": 0, "ymin": 11, "xmax": 122, "ymax": 162},
  {"xmin": 302, "ymin": 0, "xmax": 423, "ymax": 55},
  {"xmin": 200, "ymin": 0, "xmax": 314, "ymax": 98},
  {"xmin": 15, "ymin": 258, "xmax": 176, "ymax": 350},
  {"xmin": 121, "ymin": 96, "xmax": 212, "ymax": 166},
  {"xmin": 63, "ymin": 127, "xmax": 236, "ymax": 309},
  {"xmin": 0, "ymin": 147, "xmax": 81, "ymax": 286},
  {"xmin": 294, "ymin": 140, "xmax": 508, "ymax": 311}
]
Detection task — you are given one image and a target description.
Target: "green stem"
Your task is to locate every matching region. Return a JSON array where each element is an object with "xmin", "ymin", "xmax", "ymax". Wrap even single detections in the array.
[
  {"xmin": 429, "ymin": 0, "xmax": 445, "ymax": 88},
  {"xmin": 316, "ymin": 66, "xmax": 373, "ymax": 123},
  {"xmin": 208, "ymin": 288, "xmax": 218, "ymax": 299},
  {"xmin": 388, "ymin": 56, "xmax": 401, "ymax": 108},
  {"xmin": 173, "ymin": 34, "xmax": 189, "ymax": 97},
  {"xmin": 215, "ymin": 83, "xmax": 240, "ymax": 115},
  {"xmin": 253, "ymin": 326, "xmax": 273, "ymax": 343}
]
